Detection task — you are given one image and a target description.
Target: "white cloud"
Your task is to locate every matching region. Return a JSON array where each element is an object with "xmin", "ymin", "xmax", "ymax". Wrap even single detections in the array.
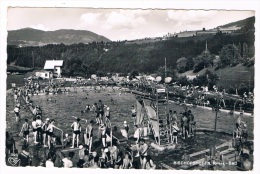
[
  {"xmin": 104, "ymin": 10, "xmax": 148, "ymax": 30},
  {"xmin": 30, "ymin": 24, "xmax": 50, "ymax": 31},
  {"xmin": 80, "ymin": 13, "xmax": 102, "ymax": 25}
]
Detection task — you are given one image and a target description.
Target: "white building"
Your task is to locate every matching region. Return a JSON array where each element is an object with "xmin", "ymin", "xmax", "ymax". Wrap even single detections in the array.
[
  {"xmin": 44, "ymin": 60, "xmax": 63, "ymax": 78},
  {"xmin": 35, "ymin": 70, "xmax": 53, "ymax": 79}
]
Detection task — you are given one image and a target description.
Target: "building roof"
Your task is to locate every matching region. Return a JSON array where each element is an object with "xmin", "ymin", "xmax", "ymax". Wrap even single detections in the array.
[{"xmin": 44, "ymin": 60, "xmax": 63, "ymax": 70}]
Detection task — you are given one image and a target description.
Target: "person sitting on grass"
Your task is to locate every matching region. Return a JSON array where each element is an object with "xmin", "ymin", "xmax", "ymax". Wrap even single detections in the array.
[{"xmin": 70, "ymin": 117, "xmax": 81, "ymax": 148}]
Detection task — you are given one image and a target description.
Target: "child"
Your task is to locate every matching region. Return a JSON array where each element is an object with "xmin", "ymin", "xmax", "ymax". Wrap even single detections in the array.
[
  {"xmin": 122, "ymin": 153, "xmax": 132, "ymax": 169},
  {"xmin": 172, "ymin": 122, "xmax": 179, "ymax": 144},
  {"xmin": 70, "ymin": 117, "xmax": 81, "ymax": 148}
]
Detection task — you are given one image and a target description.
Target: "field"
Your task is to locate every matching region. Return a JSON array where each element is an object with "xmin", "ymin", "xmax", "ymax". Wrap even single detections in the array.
[{"xmin": 6, "ymin": 85, "xmax": 254, "ymax": 168}]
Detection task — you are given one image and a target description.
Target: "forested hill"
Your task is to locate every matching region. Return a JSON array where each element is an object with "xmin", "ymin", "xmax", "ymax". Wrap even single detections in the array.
[
  {"xmin": 7, "ymin": 30, "xmax": 254, "ymax": 76},
  {"xmin": 8, "ymin": 28, "xmax": 110, "ymax": 46},
  {"xmin": 7, "ymin": 16, "xmax": 255, "ymax": 76}
]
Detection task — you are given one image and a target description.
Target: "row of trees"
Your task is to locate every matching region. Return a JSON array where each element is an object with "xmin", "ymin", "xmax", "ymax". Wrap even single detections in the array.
[{"xmin": 176, "ymin": 42, "xmax": 253, "ymax": 74}]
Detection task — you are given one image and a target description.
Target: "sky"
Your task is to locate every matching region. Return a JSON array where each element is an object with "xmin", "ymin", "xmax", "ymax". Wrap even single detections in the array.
[{"xmin": 7, "ymin": 8, "xmax": 254, "ymax": 41}]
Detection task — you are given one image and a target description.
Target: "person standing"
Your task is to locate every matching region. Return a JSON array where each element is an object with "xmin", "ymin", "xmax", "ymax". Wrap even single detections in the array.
[
  {"xmin": 104, "ymin": 105, "xmax": 110, "ymax": 124},
  {"xmin": 172, "ymin": 122, "xmax": 179, "ymax": 144},
  {"xmin": 97, "ymin": 100, "xmax": 104, "ymax": 124},
  {"xmin": 70, "ymin": 118, "xmax": 81, "ymax": 148},
  {"xmin": 36, "ymin": 115, "xmax": 43, "ymax": 144},
  {"xmin": 14, "ymin": 104, "xmax": 20, "ymax": 122},
  {"xmin": 99, "ymin": 124, "xmax": 107, "ymax": 148},
  {"xmin": 19, "ymin": 119, "xmax": 30, "ymax": 147},
  {"xmin": 121, "ymin": 121, "xmax": 129, "ymax": 139},
  {"xmin": 85, "ymin": 120, "xmax": 93, "ymax": 152},
  {"xmin": 32, "ymin": 117, "xmax": 38, "ymax": 143},
  {"xmin": 131, "ymin": 105, "xmax": 137, "ymax": 126},
  {"xmin": 47, "ymin": 119, "xmax": 62, "ymax": 149},
  {"xmin": 182, "ymin": 114, "xmax": 189, "ymax": 139},
  {"xmin": 42, "ymin": 118, "xmax": 50, "ymax": 147}
]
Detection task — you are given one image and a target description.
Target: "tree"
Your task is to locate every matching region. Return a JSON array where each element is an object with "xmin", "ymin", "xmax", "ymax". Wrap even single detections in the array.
[
  {"xmin": 177, "ymin": 76, "xmax": 190, "ymax": 86},
  {"xmin": 129, "ymin": 69, "xmax": 139, "ymax": 80},
  {"xmin": 176, "ymin": 57, "xmax": 188, "ymax": 73},
  {"xmin": 193, "ymin": 49, "xmax": 214, "ymax": 73},
  {"xmin": 218, "ymin": 44, "xmax": 243, "ymax": 68},
  {"xmin": 242, "ymin": 42, "xmax": 249, "ymax": 61},
  {"xmin": 193, "ymin": 69, "xmax": 219, "ymax": 90},
  {"xmin": 155, "ymin": 66, "xmax": 178, "ymax": 83}
]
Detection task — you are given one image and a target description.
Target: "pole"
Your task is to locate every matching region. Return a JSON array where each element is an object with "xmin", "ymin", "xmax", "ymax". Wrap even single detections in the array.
[
  {"xmin": 164, "ymin": 58, "xmax": 167, "ymax": 79},
  {"xmin": 212, "ymin": 100, "xmax": 219, "ymax": 157}
]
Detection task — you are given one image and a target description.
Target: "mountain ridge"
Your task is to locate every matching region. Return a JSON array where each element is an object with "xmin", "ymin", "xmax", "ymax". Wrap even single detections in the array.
[{"xmin": 8, "ymin": 28, "xmax": 111, "ymax": 46}]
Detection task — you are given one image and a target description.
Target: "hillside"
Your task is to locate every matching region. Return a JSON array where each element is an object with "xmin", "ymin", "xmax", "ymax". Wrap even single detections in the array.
[
  {"xmin": 219, "ymin": 16, "xmax": 255, "ymax": 29},
  {"xmin": 180, "ymin": 64, "xmax": 254, "ymax": 90},
  {"xmin": 7, "ymin": 28, "xmax": 110, "ymax": 46}
]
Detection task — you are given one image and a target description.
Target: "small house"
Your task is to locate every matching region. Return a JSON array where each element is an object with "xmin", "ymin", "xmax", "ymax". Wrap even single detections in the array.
[{"xmin": 44, "ymin": 60, "xmax": 63, "ymax": 78}]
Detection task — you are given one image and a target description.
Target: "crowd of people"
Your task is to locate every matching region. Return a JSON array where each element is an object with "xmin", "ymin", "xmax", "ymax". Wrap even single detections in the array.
[
  {"xmin": 7, "ymin": 81, "xmax": 159, "ymax": 169},
  {"xmin": 6, "ymin": 80, "xmax": 253, "ymax": 170}
]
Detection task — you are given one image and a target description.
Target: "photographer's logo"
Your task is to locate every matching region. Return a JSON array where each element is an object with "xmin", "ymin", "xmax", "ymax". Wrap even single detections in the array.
[{"xmin": 8, "ymin": 156, "xmax": 20, "ymax": 166}]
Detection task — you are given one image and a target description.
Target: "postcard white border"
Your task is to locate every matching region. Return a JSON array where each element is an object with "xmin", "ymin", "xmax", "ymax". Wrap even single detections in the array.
[{"xmin": 0, "ymin": 1, "xmax": 259, "ymax": 174}]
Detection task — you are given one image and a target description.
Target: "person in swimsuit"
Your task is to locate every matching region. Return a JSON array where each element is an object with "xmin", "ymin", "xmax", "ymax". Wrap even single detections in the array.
[
  {"xmin": 104, "ymin": 105, "xmax": 110, "ymax": 124},
  {"xmin": 14, "ymin": 104, "xmax": 20, "ymax": 122},
  {"xmin": 172, "ymin": 121, "xmax": 179, "ymax": 144},
  {"xmin": 114, "ymin": 151, "xmax": 123, "ymax": 169},
  {"xmin": 19, "ymin": 118, "xmax": 30, "ymax": 147},
  {"xmin": 131, "ymin": 105, "xmax": 137, "ymax": 126},
  {"xmin": 32, "ymin": 117, "xmax": 38, "ymax": 143},
  {"xmin": 42, "ymin": 118, "xmax": 50, "ymax": 147},
  {"xmin": 122, "ymin": 153, "xmax": 132, "ymax": 169},
  {"xmin": 99, "ymin": 124, "xmax": 107, "ymax": 148},
  {"xmin": 36, "ymin": 115, "xmax": 43, "ymax": 144},
  {"xmin": 47, "ymin": 119, "xmax": 62, "ymax": 149},
  {"xmin": 97, "ymin": 100, "xmax": 104, "ymax": 125},
  {"xmin": 70, "ymin": 117, "xmax": 81, "ymax": 148},
  {"xmin": 138, "ymin": 138, "xmax": 148, "ymax": 169},
  {"xmin": 85, "ymin": 120, "xmax": 94, "ymax": 152}
]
